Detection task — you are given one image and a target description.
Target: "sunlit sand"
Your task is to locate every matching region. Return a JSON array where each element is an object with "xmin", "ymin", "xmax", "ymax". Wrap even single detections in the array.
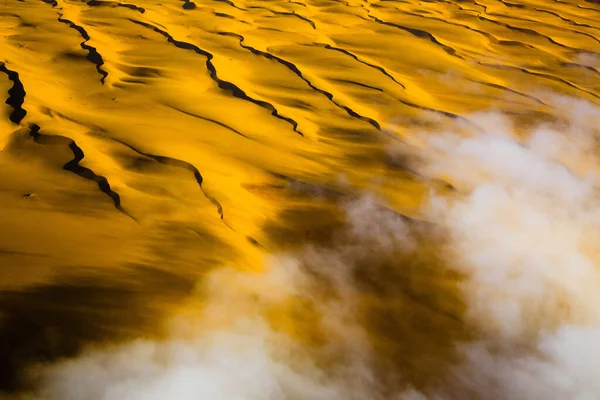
[{"xmin": 1, "ymin": 0, "xmax": 599, "ymax": 398}]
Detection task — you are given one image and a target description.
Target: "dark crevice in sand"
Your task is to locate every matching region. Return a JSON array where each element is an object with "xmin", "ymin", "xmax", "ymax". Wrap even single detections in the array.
[
  {"xmin": 387, "ymin": 7, "xmax": 548, "ymax": 51},
  {"xmin": 478, "ymin": 14, "xmax": 598, "ymax": 52},
  {"xmin": 289, "ymin": 0, "xmax": 306, "ymax": 7},
  {"xmin": 501, "ymin": 12, "xmax": 600, "ymax": 46},
  {"xmin": 129, "ymin": 19, "xmax": 304, "ymax": 137},
  {"xmin": 213, "ymin": 10, "xmax": 247, "ymax": 22},
  {"xmin": 471, "ymin": 0, "xmax": 490, "ymax": 13},
  {"xmin": 217, "ymin": 32, "xmax": 381, "ymax": 130},
  {"xmin": 533, "ymin": 7, "xmax": 600, "ymax": 32},
  {"xmin": 366, "ymin": 6, "xmax": 598, "ymax": 100},
  {"xmin": 246, "ymin": 5, "xmax": 315, "ymax": 28},
  {"xmin": 249, "ymin": 6, "xmax": 317, "ymax": 29},
  {"xmin": 87, "ymin": 0, "xmax": 146, "ymax": 14},
  {"xmin": 497, "ymin": 0, "xmax": 526, "ymax": 9},
  {"xmin": 213, "ymin": 0, "xmax": 247, "ymax": 11},
  {"xmin": 478, "ymin": 62, "xmax": 600, "ymax": 100},
  {"xmin": 465, "ymin": 79, "xmax": 549, "ymax": 106},
  {"xmin": 99, "ymin": 135, "xmax": 225, "ymax": 220},
  {"xmin": 575, "ymin": 0, "xmax": 600, "ymax": 13},
  {"xmin": 0, "ymin": 63, "xmax": 133, "ymax": 219},
  {"xmin": 313, "ymin": 42, "xmax": 406, "ymax": 89},
  {"xmin": 426, "ymin": 0, "xmax": 467, "ymax": 11},
  {"xmin": 41, "ymin": 0, "xmax": 58, "ymax": 7},
  {"xmin": 331, "ymin": 78, "xmax": 384, "ymax": 92},
  {"xmin": 56, "ymin": 16, "xmax": 108, "ymax": 84},
  {"xmin": 40, "ymin": 0, "xmax": 109, "ymax": 84},
  {"xmin": 28, "ymin": 124, "xmax": 136, "ymax": 220},
  {"xmin": 170, "ymin": 105, "xmax": 251, "ymax": 139},
  {"xmin": 395, "ymin": 97, "xmax": 468, "ymax": 122},
  {"xmin": 545, "ymin": 0, "xmax": 599, "ymax": 18},
  {"xmin": 0, "ymin": 63, "xmax": 27, "ymax": 124},
  {"xmin": 500, "ymin": 0, "xmax": 600, "ymax": 41},
  {"xmin": 562, "ymin": 62, "xmax": 600, "ymax": 78},
  {"xmin": 367, "ymin": 13, "xmax": 466, "ymax": 59}
]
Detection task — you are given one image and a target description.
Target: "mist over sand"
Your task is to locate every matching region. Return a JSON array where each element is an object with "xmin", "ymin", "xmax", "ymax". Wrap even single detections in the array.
[
  {"xmin": 1, "ymin": 0, "xmax": 600, "ymax": 397},
  {"xmin": 15, "ymin": 96, "xmax": 599, "ymax": 400}
]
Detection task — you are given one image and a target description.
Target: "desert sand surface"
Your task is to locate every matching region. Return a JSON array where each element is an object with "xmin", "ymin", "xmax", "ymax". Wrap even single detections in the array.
[{"xmin": 1, "ymin": 0, "xmax": 600, "ymax": 398}]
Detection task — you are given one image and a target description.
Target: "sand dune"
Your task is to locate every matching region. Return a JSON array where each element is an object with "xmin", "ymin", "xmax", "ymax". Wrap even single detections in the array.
[{"xmin": 0, "ymin": 0, "xmax": 599, "ymax": 397}]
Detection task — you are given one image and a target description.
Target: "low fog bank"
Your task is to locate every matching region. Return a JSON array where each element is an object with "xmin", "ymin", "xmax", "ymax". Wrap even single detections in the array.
[
  {"xmin": 418, "ymin": 98, "xmax": 600, "ymax": 399},
  {"xmin": 25, "ymin": 96, "xmax": 600, "ymax": 400}
]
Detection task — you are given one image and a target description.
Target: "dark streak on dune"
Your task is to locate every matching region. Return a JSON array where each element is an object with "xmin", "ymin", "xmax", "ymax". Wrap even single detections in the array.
[
  {"xmin": 217, "ymin": 31, "xmax": 381, "ymax": 130},
  {"xmin": 562, "ymin": 62, "xmax": 600, "ymax": 78},
  {"xmin": 213, "ymin": 11, "xmax": 236, "ymax": 19},
  {"xmin": 479, "ymin": 61, "xmax": 600, "ymax": 100},
  {"xmin": 396, "ymin": 97, "xmax": 468, "ymax": 122},
  {"xmin": 117, "ymin": 2, "xmax": 146, "ymax": 13},
  {"xmin": 478, "ymin": 15, "xmax": 593, "ymax": 51},
  {"xmin": 466, "ymin": 79, "xmax": 548, "ymax": 106},
  {"xmin": 392, "ymin": 7, "xmax": 496, "ymax": 41},
  {"xmin": 535, "ymin": 7, "xmax": 600, "ymax": 32},
  {"xmin": 55, "ymin": 15, "xmax": 108, "ymax": 84},
  {"xmin": 101, "ymin": 135, "xmax": 225, "ymax": 220},
  {"xmin": 389, "ymin": 7, "xmax": 548, "ymax": 52},
  {"xmin": 247, "ymin": 6, "xmax": 316, "ymax": 29},
  {"xmin": 0, "ymin": 248, "xmax": 47, "ymax": 257},
  {"xmin": 258, "ymin": 26, "xmax": 287, "ymax": 33},
  {"xmin": 332, "ymin": 78, "xmax": 384, "ymax": 92},
  {"xmin": 368, "ymin": 13, "xmax": 464, "ymax": 59},
  {"xmin": 471, "ymin": 0, "xmax": 490, "ymax": 13},
  {"xmin": 40, "ymin": 106, "xmax": 108, "ymax": 133},
  {"xmin": 291, "ymin": 43, "xmax": 466, "ymax": 122},
  {"xmin": 170, "ymin": 105, "xmax": 250, "ymax": 139},
  {"xmin": 289, "ymin": 0, "xmax": 306, "ymax": 7},
  {"xmin": 0, "ymin": 64, "xmax": 133, "ymax": 219},
  {"xmin": 129, "ymin": 19, "xmax": 304, "ymax": 137},
  {"xmin": 314, "ymin": 42, "xmax": 406, "ymax": 89},
  {"xmin": 0, "ymin": 11, "xmax": 23, "ymax": 19},
  {"xmin": 479, "ymin": 0, "xmax": 600, "ymax": 43},
  {"xmin": 504, "ymin": 12, "xmax": 600, "ymax": 46},
  {"xmin": 213, "ymin": 0, "xmax": 246, "ymax": 11},
  {"xmin": 28, "ymin": 124, "xmax": 136, "ymax": 220},
  {"xmin": 573, "ymin": 0, "xmax": 600, "ymax": 13},
  {"xmin": 423, "ymin": 0, "xmax": 465, "ymax": 11},
  {"xmin": 497, "ymin": 40, "xmax": 536, "ymax": 49},
  {"xmin": 87, "ymin": 0, "xmax": 146, "ymax": 14},
  {"xmin": 498, "ymin": 0, "xmax": 525, "ymax": 8},
  {"xmin": 465, "ymin": 1, "xmax": 599, "ymax": 52},
  {"xmin": 40, "ymin": 110, "xmax": 229, "ymax": 220},
  {"xmin": 119, "ymin": 78, "xmax": 147, "ymax": 85},
  {"xmin": 41, "ymin": 0, "xmax": 109, "ymax": 83},
  {"xmin": 212, "ymin": 10, "xmax": 251, "ymax": 24},
  {"xmin": 499, "ymin": 0, "xmax": 600, "ymax": 37},
  {"xmin": 272, "ymin": 11, "xmax": 316, "ymax": 29},
  {"xmin": 335, "ymin": 0, "xmax": 355, "ymax": 9},
  {"xmin": 0, "ymin": 63, "xmax": 27, "ymax": 124},
  {"xmin": 41, "ymin": 0, "xmax": 58, "ymax": 8}
]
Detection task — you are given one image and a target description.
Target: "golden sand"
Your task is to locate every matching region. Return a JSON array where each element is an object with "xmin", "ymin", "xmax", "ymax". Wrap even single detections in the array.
[{"xmin": 0, "ymin": 0, "xmax": 599, "ymax": 395}]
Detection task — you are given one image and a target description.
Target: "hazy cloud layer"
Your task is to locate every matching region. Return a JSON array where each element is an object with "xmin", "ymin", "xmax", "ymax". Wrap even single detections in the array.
[{"xmin": 25, "ymin": 96, "xmax": 600, "ymax": 400}]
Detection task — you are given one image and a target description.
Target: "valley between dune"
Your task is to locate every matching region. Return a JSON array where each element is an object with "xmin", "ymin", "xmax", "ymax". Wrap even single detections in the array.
[{"xmin": 1, "ymin": 0, "xmax": 600, "ymax": 398}]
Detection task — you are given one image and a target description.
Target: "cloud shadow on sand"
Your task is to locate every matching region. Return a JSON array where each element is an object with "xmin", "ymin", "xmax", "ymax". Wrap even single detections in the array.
[{"xmin": 0, "ymin": 264, "xmax": 196, "ymax": 393}]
